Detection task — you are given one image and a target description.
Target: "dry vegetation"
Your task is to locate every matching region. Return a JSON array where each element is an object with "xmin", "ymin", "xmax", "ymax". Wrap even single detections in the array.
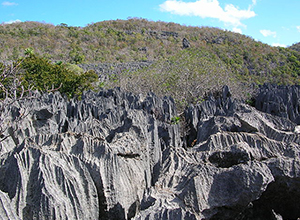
[{"xmin": 0, "ymin": 18, "xmax": 299, "ymax": 107}]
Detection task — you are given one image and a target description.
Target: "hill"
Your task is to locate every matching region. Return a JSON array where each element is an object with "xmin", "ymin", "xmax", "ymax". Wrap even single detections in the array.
[
  {"xmin": 0, "ymin": 18, "xmax": 299, "ymax": 105},
  {"xmin": 289, "ymin": 42, "xmax": 300, "ymax": 52}
]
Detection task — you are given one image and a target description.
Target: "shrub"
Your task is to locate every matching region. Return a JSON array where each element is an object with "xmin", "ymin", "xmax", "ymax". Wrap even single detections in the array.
[{"xmin": 20, "ymin": 51, "xmax": 98, "ymax": 98}]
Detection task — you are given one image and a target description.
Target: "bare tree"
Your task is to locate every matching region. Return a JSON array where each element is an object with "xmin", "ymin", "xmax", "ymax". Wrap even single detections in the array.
[
  {"xmin": 0, "ymin": 54, "xmax": 64, "ymax": 143},
  {"xmin": 0, "ymin": 59, "xmax": 33, "ymax": 142}
]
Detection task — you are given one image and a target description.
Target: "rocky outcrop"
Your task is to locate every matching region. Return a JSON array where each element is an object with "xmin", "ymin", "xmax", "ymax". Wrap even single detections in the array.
[
  {"xmin": 0, "ymin": 85, "xmax": 299, "ymax": 219},
  {"xmin": 0, "ymin": 89, "xmax": 179, "ymax": 220},
  {"xmin": 254, "ymin": 84, "xmax": 300, "ymax": 124},
  {"xmin": 182, "ymin": 38, "xmax": 190, "ymax": 48},
  {"xmin": 79, "ymin": 62, "xmax": 153, "ymax": 82}
]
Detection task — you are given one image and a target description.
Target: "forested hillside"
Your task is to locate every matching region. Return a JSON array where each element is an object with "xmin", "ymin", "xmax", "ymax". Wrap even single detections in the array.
[{"xmin": 0, "ymin": 18, "xmax": 299, "ymax": 105}]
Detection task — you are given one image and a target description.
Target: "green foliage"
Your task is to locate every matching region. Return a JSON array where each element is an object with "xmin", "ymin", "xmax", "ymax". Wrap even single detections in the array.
[
  {"xmin": 24, "ymin": 47, "xmax": 34, "ymax": 56},
  {"xmin": 171, "ymin": 116, "xmax": 180, "ymax": 124},
  {"xmin": 20, "ymin": 53, "xmax": 98, "ymax": 98},
  {"xmin": 245, "ymin": 93, "xmax": 256, "ymax": 106},
  {"xmin": 65, "ymin": 63, "xmax": 84, "ymax": 74}
]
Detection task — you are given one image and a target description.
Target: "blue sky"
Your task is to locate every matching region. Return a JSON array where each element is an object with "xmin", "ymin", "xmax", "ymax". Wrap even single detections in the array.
[{"xmin": 1, "ymin": 0, "xmax": 300, "ymax": 47}]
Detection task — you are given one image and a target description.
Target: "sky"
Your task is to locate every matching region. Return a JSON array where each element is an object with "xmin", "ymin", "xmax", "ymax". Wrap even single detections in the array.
[{"xmin": 1, "ymin": 0, "xmax": 300, "ymax": 47}]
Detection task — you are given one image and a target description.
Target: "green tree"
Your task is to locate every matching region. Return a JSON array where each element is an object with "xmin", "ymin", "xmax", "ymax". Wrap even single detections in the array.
[{"xmin": 20, "ymin": 52, "xmax": 98, "ymax": 98}]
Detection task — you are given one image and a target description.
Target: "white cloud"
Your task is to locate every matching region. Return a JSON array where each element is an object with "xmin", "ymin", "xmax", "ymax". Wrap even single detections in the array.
[
  {"xmin": 260, "ymin": 29, "xmax": 276, "ymax": 38},
  {"xmin": 297, "ymin": 26, "xmax": 300, "ymax": 32},
  {"xmin": 2, "ymin": 1, "xmax": 18, "ymax": 6},
  {"xmin": 3, "ymin": 19, "xmax": 21, "ymax": 24},
  {"xmin": 232, "ymin": 27, "xmax": 242, "ymax": 34},
  {"xmin": 272, "ymin": 43, "xmax": 286, "ymax": 48},
  {"xmin": 159, "ymin": 0, "xmax": 256, "ymax": 27},
  {"xmin": 249, "ymin": 0, "xmax": 257, "ymax": 9}
]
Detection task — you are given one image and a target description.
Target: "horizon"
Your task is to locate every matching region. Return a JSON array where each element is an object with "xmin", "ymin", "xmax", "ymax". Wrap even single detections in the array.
[{"xmin": 1, "ymin": 0, "xmax": 300, "ymax": 47}]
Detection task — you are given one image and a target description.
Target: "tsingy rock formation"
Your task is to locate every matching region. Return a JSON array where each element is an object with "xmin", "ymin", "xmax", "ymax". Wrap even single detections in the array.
[{"xmin": 0, "ymin": 85, "xmax": 299, "ymax": 220}]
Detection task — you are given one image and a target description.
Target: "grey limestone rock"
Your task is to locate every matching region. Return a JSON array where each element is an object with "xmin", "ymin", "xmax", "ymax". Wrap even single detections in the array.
[
  {"xmin": 0, "ymin": 85, "xmax": 299, "ymax": 219},
  {"xmin": 182, "ymin": 38, "xmax": 190, "ymax": 48},
  {"xmin": 255, "ymin": 84, "xmax": 300, "ymax": 124},
  {"xmin": 78, "ymin": 62, "xmax": 153, "ymax": 83},
  {"xmin": 0, "ymin": 89, "xmax": 180, "ymax": 220}
]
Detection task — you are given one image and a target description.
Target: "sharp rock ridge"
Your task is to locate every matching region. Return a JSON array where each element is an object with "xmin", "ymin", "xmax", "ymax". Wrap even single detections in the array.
[{"xmin": 0, "ymin": 85, "xmax": 299, "ymax": 220}]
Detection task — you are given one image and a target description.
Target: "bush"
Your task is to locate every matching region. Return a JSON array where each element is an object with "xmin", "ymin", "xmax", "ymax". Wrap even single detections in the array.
[
  {"xmin": 0, "ymin": 59, "xmax": 28, "ymax": 100},
  {"xmin": 20, "ymin": 52, "xmax": 98, "ymax": 98},
  {"xmin": 107, "ymin": 48, "xmax": 238, "ymax": 111}
]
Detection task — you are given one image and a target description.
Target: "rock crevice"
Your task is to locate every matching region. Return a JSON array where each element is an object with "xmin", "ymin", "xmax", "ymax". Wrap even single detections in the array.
[{"xmin": 0, "ymin": 85, "xmax": 299, "ymax": 219}]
